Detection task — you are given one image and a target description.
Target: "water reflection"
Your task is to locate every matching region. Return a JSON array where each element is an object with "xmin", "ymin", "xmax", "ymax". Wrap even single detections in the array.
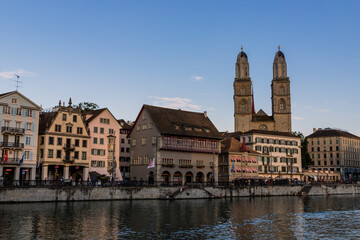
[{"xmin": 0, "ymin": 196, "xmax": 360, "ymax": 239}]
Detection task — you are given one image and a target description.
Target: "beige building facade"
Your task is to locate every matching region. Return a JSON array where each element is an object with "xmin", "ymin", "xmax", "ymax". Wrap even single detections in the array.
[
  {"xmin": 129, "ymin": 105, "xmax": 222, "ymax": 185},
  {"xmin": 83, "ymin": 108, "xmax": 122, "ymax": 180},
  {"xmin": 0, "ymin": 91, "xmax": 41, "ymax": 183},
  {"xmin": 234, "ymin": 47, "xmax": 291, "ymax": 133},
  {"xmin": 307, "ymin": 128, "xmax": 360, "ymax": 181},
  {"xmin": 38, "ymin": 100, "xmax": 90, "ymax": 181},
  {"xmin": 226, "ymin": 130, "xmax": 302, "ymax": 180}
]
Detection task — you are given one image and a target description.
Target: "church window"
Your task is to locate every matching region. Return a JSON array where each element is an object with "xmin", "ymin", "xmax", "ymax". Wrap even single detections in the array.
[
  {"xmin": 240, "ymin": 87, "xmax": 245, "ymax": 95},
  {"xmin": 279, "ymin": 86, "xmax": 285, "ymax": 95},
  {"xmin": 279, "ymin": 99, "xmax": 286, "ymax": 111},
  {"xmin": 240, "ymin": 100, "xmax": 247, "ymax": 113}
]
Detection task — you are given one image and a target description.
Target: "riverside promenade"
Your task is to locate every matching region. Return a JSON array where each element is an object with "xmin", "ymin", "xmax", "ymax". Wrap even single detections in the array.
[{"xmin": 1, "ymin": 182, "xmax": 360, "ymax": 203}]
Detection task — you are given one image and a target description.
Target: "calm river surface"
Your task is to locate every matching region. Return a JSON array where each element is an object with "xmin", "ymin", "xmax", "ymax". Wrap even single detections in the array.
[{"xmin": 1, "ymin": 195, "xmax": 360, "ymax": 239}]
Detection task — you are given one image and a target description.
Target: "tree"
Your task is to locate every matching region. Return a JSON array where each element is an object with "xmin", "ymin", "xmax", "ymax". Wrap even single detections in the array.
[
  {"xmin": 293, "ymin": 131, "xmax": 313, "ymax": 169},
  {"xmin": 75, "ymin": 102, "xmax": 99, "ymax": 112}
]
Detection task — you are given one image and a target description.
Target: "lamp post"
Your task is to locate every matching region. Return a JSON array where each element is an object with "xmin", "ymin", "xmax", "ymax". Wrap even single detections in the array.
[{"xmin": 154, "ymin": 136, "xmax": 161, "ymax": 185}]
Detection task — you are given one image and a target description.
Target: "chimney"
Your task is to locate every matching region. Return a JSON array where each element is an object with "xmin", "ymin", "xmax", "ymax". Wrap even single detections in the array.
[
  {"xmin": 313, "ymin": 128, "xmax": 316, "ymax": 133},
  {"xmin": 318, "ymin": 128, "xmax": 322, "ymax": 131},
  {"xmin": 204, "ymin": 111, "xmax": 208, "ymax": 118},
  {"xmin": 59, "ymin": 100, "xmax": 61, "ymax": 107}
]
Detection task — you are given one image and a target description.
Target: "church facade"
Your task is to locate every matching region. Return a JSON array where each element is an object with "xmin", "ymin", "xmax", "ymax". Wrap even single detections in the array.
[{"xmin": 234, "ymin": 47, "xmax": 292, "ymax": 133}]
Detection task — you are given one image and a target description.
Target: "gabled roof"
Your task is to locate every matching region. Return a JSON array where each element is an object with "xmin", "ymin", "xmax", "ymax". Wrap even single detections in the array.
[
  {"xmin": 252, "ymin": 109, "xmax": 274, "ymax": 122},
  {"xmin": 129, "ymin": 104, "xmax": 222, "ymax": 139},
  {"xmin": 39, "ymin": 112, "xmax": 58, "ymax": 134},
  {"xmin": 84, "ymin": 108, "xmax": 120, "ymax": 127},
  {"xmin": 307, "ymin": 128, "xmax": 360, "ymax": 140},
  {"xmin": 221, "ymin": 137, "xmax": 260, "ymax": 154},
  {"xmin": 0, "ymin": 90, "xmax": 40, "ymax": 109},
  {"xmin": 117, "ymin": 119, "xmax": 133, "ymax": 130}
]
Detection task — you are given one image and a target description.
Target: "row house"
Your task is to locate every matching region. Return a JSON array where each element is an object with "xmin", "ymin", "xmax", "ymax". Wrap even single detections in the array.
[
  {"xmin": 226, "ymin": 130, "xmax": 302, "ymax": 180},
  {"xmin": 39, "ymin": 99, "xmax": 90, "ymax": 181},
  {"xmin": 0, "ymin": 91, "xmax": 40, "ymax": 182},
  {"xmin": 129, "ymin": 105, "xmax": 222, "ymax": 185},
  {"xmin": 306, "ymin": 128, "xmax": 360, "ymax": 181},
  {"xmin": 118, "ymin": 119, "xmax": 132, "ymax": 180},
  {"xmin": 219, "ymin": 137, "xmax": 260, "ymax": 182},
  {"xmin": 83, "ymin": 108, "xmax": 122, "ymax": 180}
]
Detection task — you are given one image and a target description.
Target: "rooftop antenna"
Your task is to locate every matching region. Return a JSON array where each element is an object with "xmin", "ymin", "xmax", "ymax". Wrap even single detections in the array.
[{"xmin": 13, "ymin": 74, "xmax": 22, "ymax": 91}]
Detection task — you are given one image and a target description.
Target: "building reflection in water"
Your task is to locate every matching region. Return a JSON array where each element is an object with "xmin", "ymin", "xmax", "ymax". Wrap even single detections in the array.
[{"xmin": 1, "ymin": 195, "xmax": 360, "ymax": 239}]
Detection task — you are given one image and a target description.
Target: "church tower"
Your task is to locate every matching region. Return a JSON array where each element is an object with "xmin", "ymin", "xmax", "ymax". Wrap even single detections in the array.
[
  {"xmin": 271, "ymin": 47, "xmax": 291, "ymax": 132},
  {"xmin": 234, "ymin": 47, "xmax": 252, "ymax": 132}
]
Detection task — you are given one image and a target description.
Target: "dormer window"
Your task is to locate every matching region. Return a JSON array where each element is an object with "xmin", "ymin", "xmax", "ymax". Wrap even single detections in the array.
[
  {"xmin": 194, "ymin": 127, "xmax": 202, "ymax": 132},
  {"xmin": 184, "ymin": 126, "xmax": 192, "ymax": 131},
  {"xmin": 12, "ymin": 98, "xmax": 17, "ymax": 104}
]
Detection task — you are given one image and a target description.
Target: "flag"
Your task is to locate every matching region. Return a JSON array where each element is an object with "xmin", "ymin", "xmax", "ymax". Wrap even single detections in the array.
[
  {"xmin": 147, "ymin": 157, "xmax": 155, "ymax": 169},
  {"xmin": 18, "ymin": 151, "xmax": 25, "ymax": 165},
  {"xmin": 231, "ymin": 163, "xmax": 235, "ymax": 172},
  {"xmin": 3, "ymin": 150, "xmax": 8, "ymax": 164},
  {"xmin": 37, "ymin": 155, "xmax": 41, "ymax": 168}
]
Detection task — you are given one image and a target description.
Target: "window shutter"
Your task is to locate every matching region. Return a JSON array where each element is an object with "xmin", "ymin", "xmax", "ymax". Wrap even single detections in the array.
[
  {"xmin": 24, "ymin": 123, "xmax": 27, "ymax": 130},
  {"xmin": 30, "ymin": 151, "xmax": 33, "ymax": 160},
  {"xmin": 33, "ymin": 111, "xmax": 36, "ymax": 118},
  {"xmin": 32, "ymin": 122, "xmax": 35, "ymax": 132}
]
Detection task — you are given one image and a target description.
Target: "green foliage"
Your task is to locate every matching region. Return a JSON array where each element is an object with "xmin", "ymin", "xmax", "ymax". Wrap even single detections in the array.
[
  {"xmin": 292, "ymin": 131, "xmax": 313, "ymax": 169},
  {"xmin": 74, "ymin": 102, "xmax": 99, "ymax": 112}
]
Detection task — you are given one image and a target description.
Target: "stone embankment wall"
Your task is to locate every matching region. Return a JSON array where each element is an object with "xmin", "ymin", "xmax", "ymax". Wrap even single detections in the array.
[{"xmin": 1, "ymin": 184, "xmax": 359, "ymax": 203}]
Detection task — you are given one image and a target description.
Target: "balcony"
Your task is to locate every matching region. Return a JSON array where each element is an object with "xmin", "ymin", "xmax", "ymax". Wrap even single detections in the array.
[
  {"xmin": 1, "ymin": 126, "xmax": 25, "ymax": 135},
  {"xmin": 63, "ymin": 144, "xmax": 75, "ymax": 151},
  {"xmin": 2, "ymin": 158, "xmax": 19, "ymax": 165},
  {"xmin": 0, "ymin": 142, "xmax": 24, "ymax": 149},
  {"xmin": 161, "ymin": 163, "xmax": 175, "ymax": 168},
  {"xmin": 63, "ymin": 157, "xmax": 75, "ymax": 164},
  {"xmin": 179, "ymin": 164, "xmax": 193, "ymax": 168}
]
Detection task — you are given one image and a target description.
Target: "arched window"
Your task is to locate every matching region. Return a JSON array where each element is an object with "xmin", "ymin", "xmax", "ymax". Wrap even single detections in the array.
[
  {"xmin": 259, "ymin": 125, "xmax": 267, "ymax": 130},
  {"xmin": 240, "ymin": 99, "xmax": 247, "ymax": 113},
  {"xmin": 279, "ymin": 99, "xmax": 286, "ymax": 111},
  {"xmin": 240, "ymin": 87, "xmax": 246, "ymax": 95},
  {"xmin": 279, "ymin": 86, "xmax": 285, "ymax": 95}
]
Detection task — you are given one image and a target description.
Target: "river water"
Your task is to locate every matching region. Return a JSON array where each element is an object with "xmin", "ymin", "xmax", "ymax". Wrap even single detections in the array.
[{"xmin": 1, "ymin": 195, "xmax": 360, "ymax": 239}]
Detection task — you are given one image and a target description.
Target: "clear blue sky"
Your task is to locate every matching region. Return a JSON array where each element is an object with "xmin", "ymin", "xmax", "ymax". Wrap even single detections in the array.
[{"xmin": 1, "ymin": 1, "xmax": 360, "ymax": 137}]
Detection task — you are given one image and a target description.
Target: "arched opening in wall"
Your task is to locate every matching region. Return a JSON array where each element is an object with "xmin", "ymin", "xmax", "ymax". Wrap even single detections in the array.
[
  {"xmin": 195, "ymin": 172, "xmax": 204, "ymax": 183},
  {"xmin": 279, "ymin": 99, "xmax": 286, "ymax": 111},
  {"xmin": 279, "ymin": 85, "xmax": 285, "ymax": 95},
  {"xmin": 240, "ymin": 99, "xmax": 247, "ymax": 113},
  {"xmin": 207, "ymin": 172, "xmax": 213, "ymax": 183},
  {"xmin": 259, "ymin": 125, "xmax": 267, "ymax": 130},
  {"xmin": 185, "ymin": 172, "xmax": 193, "ymax": 184},
  {"xmin": 173, "ymin": 171, "xmax": 182, "ymax": 186},
  {"xmin": 161, "ymin": 171, "xmax": 171, "ymax": 185}
]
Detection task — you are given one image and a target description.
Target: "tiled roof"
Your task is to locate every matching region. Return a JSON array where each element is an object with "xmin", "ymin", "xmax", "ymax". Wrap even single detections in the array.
[
  {"xmin": 132, "ymin": 105, "xmax": 222, "ymax": 139},
  {"xmin": 307, "ymin": 128, "xmax": 360, "ymax": 140},
  {"xmin": 221, "ymin": 137, "xmax": 260, "ymax": 154},
  {"xmin": 117, "ymin": 119, "xmax": 133, "ymax": 130},
  {"xmin": 39, "ymin": 112, "xmax": 57, "ymax": 134},
  {"xmin": 83, "ymin": 108, "xmax": 107, "ymax": 123},
  {"xmin": 223, "ymin": 129, "xmax": 299, "ymax": 138}
]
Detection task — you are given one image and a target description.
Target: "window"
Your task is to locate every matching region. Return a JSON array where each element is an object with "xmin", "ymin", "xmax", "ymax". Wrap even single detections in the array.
[
  {"xmin": 57, "ymin": 137, "xmax": 62, "ymax": 146},
  {"xmin": 94, "ymin": 127, "xmax": 98, "ymax": 133},
  {"xmin": 126, "ymin": 148, "xmax": 130, "ymax": 153},
  {"xmin": 25, "ymin": 151, "xmax": 30, "ymax": 159},
  {"xmin": 109, "ymin": 128, "xmax": 114, "ymax": 134},
  {"xmin": 121, "ymin": 138, "xmax": 125, "ymax": 144},
  {"xmin": 132, "ymin": 139, "xmax": 136, "ymax": 146},
  {"xmin": 66, "ymin": 126, "xmax": 72, "ymax": 133},
  {"xmin": 121, "ymin": 147, "xmax": 125, "ymax": 152},
  {"xmin": 39, "ymin": 149, "xmax": 44, "ymax": 158},
  {"xmin": 75, "ymin": 139, "xmax": 80, "ymax": 147},
  {"xmin": 142, "ymin": 124, "xmax": 147, "ymax": 130},
  {"xmin": 77, "ymin": 127, "xmax": 83, "ymax": 134},
  {"xmin": 91, "ymin": 161, "xmax": 105, "ymax": 168},
  {"xmin": 93, "ymin": 138, "xmax": 98, "ymax": 144},
  {"xmin": 40, "ymin": 136, "xmax": 44, "ymax": 145},
  {"xmin": 12, "ymin": 98, "xmax": 17, "ymax": 104},
  {"xmin": 281, "ymin": 166, "xmax": 286, "ymax": 172},
  {"xmin": 81, "ymin": 152, "xmax": 87, "ymax": 160},
  {"xmin": 26, "ymin": 123, "xmax": 32, "ymax": 131},
  {"xmin": 149, "ymin": 123, "xmax": 153, "ymax": 129},
  {"xmin": 142, "ymin": 137, "xmax": 147, "ymax": 145},
  {"xmin": 62, "ymin": 114, "xmax": 67, "ymax": 121},
  {"xmin": 100, "ymin": 138, "xmax": 104, "ymax": 144},
  {"xmin": 82, "ymin": 140, "xmax": 87, "ymax": 148},
  {"xmin": 56, "ymin": 150, "xmax": 62, "ymax": 158},
  {"xmin": 48, "ymin": 149, "xmax": 53, "ymax": 158},
  {"xmin": 55, "ymin": 125, "xmax": 61, "ymax": 132},
  {"xmin": 100, "ymin": 118, "xmax": 110, "ymax": 124},
  {"xmin": 3, "ymin": 106, "xmax": 10, "ymax": 114},
  {"xmin": 49, "ymin": 137, "xmax": 54, "ymax": 145},
  {"xmin": 137, "ymin": 125, "xmax": 141, "ymax": 131},
  {"xmin": 16, "ymin": 108, "xmax": 22, "ymax": 116},
  {"xmin": 279, "ymin": 86, "xmax": 285, "ymax": 94},
  {"xmin": 73, "ymin": 115, "xmax": 77, "ymax": 122},
  {"xmin": 100, "ymin": 128, "xmax": 104, "ymax": 134},
  {"xmin": 25, "ymin": 137, "xmax": 31, "ymax": 145},
  {"xmin": 74, "ymin": 151, "xmax": 79, "ymax": 159}
]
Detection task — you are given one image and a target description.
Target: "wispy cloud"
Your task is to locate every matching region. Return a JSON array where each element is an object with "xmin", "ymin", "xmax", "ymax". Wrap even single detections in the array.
[
  {"xmin": 190, "ymin": 75, "xmax": 204, "ymax": 82},
  {"xmin": 150, "ymin": 96, "xmax": 202, "ymax": 111},
  {"xmin": 292, "ymin": 116, "xmax": 305, "ymax": 121},
  {"xmin": 302, "ymin": 105, "xmax": 329, "ymax": 113},
  {"xmin": 0, "ymin": 69, "xmax": 38, "ymax": 80}
]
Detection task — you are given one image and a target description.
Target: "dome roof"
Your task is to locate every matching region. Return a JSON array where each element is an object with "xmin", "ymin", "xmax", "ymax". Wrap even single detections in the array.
[
  {"xmin": 274, "ymin": 50, "xmax": 285, "ymax": 60},
  {"xmin": 237, "ymin": 51, "xmax": 248, "ymax": 59}
]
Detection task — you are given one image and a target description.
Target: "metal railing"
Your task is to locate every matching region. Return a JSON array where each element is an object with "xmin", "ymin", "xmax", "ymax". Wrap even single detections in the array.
[
  {"xmin": 1, "ymin": 126, "xmax": 25, "ymax": 134},
  {"xmin": 63, "ymin": 157, "xmax": 75, "ymax": 163},
  {"xmin": 0, "ymin": 142, "xmax": 24, "ymax": 148}
]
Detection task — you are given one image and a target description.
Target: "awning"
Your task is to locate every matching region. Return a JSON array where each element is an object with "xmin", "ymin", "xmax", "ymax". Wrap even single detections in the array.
[{"xmin": 89, "ymin": 171, "xmax": 103, "ymax": 181}]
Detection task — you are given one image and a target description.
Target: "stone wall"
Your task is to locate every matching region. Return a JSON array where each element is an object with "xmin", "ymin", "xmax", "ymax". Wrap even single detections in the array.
[{"xmin": 1, "ymin": 184, "xmax": 359, "ymax": 203}]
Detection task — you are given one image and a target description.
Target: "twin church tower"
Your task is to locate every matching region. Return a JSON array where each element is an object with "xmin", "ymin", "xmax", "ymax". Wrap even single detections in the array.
[{"xmin": 234, "ymin": 47, "xmax": 291, "ymax": 133}]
